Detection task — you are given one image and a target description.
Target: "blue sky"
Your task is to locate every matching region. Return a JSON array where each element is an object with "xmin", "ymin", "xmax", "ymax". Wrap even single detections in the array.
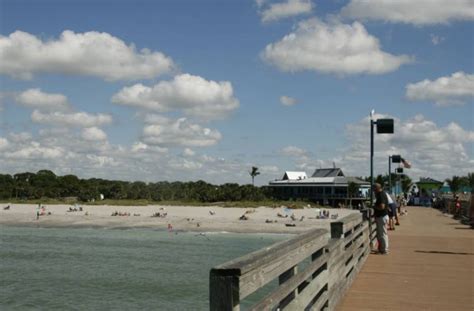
[{"xmin": 0, "ymin": 0, "xmax": 473, "ymax": 184}]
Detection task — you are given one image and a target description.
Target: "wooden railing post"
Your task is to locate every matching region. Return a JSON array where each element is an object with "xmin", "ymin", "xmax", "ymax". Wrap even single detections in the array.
[
  {"xmin": 209, "ymin": 214, "xmax": 371, "ymax": 311},
  {"xmin": 360, "ymin": 208, "xmax": 375, "ymax": 249},
  {"xmin": 331, "ymin": 221, "xmax": 344, "ymax": 239},
  {"xmin": 209, "ymin": 270, "xmax": 240, "ymax": 311},
  {"xmin": 278, "ymin": 266, "xmax": 298, "ymax": 308}
]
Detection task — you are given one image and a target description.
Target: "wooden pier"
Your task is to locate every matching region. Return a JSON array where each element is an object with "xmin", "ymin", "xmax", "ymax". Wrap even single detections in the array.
[
  {"xmin": 337, "ymin": 206, "xmax": 473, "ymax": 311},
  {"xmin": 209, "ymin": 211, "xmax": 374, "ymax": 310},
  {"xmin": 209, "ymin": 206, "xmax": 473, "ymax": 310}
]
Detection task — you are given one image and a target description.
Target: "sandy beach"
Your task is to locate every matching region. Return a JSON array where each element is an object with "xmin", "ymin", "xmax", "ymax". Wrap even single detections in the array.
[{"xmin": 0, "ymin": 203, "xmax": 358, "ymax": 234}]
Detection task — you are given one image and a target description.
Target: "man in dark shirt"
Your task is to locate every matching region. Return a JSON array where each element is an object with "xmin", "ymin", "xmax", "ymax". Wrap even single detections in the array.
[{"xmin": 373, "ymin": 183, "xmax": 389, "ymax": 254}]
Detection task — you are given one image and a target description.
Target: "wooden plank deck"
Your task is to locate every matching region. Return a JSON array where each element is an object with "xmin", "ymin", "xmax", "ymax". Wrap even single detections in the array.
[{"xmin": 336, "ymin": 206, "xmax": 474, "ymax": 311}]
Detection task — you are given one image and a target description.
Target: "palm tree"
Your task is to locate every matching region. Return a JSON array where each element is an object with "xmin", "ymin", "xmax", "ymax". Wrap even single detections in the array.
[
  {"xmin": 446, "ymin": 176, "xmax": 462, "ymax": 197},
  {"xmin": 467, "ymin": 172, "xmax": 474, "ymax": 190},
  {"xmin": 249, "ymin": 167, "xmax": 260, "ymax": 186},
  {"xmin": 401, "ymin": 174, "xmax": 412, "ymax": 194},
  {"xmin": 347, "ymin": 182, "xmax": 359, "ymax": 209}
]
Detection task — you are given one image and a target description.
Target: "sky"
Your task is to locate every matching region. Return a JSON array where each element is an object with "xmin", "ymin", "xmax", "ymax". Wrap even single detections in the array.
[{"xmin": 0, "ymin": 0, "xmax": 473, "ymax": 185}]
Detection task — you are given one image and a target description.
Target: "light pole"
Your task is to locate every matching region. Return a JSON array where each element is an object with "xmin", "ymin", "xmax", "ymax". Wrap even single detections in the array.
[
  {"xmin": 389, "ymin": 155, "xmax": 401, "ymax": 194},
  {"xmin": 370, "ymin": 113, "xmax": 394, "ymax": 209},
  {"xmin": 389, "ymin": 156, "xmax": 391, "ymax": 194},
  {"xmin": 395, "ymin": 167, "xmax": 404, "ymax": 195}
]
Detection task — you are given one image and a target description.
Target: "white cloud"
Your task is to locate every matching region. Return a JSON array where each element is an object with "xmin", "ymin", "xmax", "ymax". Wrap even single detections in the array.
[
  {"xmin": 255, "ymin": 0, "xmax": 268, "ymax": 8},
  {"xmin": 262, "ymin": 18, "xmax": 412, "ymax": 75},
  {"xmin": 4, "ymin": 142, "xmax": 65, "ymax": 160},
  {"xmin": 85, "ymin": 154, "xmax": 118, "ymax": 168},
  {"xmin": 341, "ymin": 114, "xmax": 474, "ymax": 180},
  {"xmin": 15, "ymin": 89, "xmax": 114, "ymax": 131},
  {"xmin": 168, "ymin": 158, "xmax": 203, "ymax": 171},
  {"xmin": 278, "ymin": 114, "xmax": 473, "ymax": 182},
  {"xmin": 0, "ymin": 128, "xmax": 286, "ymax": 184},
  {"xmin": 0, "ymin": 137, "xmax": 9, "ymax": 150},
  {"xmin": 0, "ymin": 92, "xmax": 5, "ymax": 112},
  {"xmin": 280, "ymin": 145, "xmax": 339, "ymax": 174},
  {"xmin": 131, "ymin": 142, "xmax": 148, "ymax": 152},
  {"xmin": 259, "ymin": 165, "xmax": 280, "ymax": 173},
  {"xmin": 81, "ymin": 127, "xmax": 107, "ymax": 141},
  {"xmin": 280, "ymin": 145, "xmax": 309, "ymax": 158},
  {"xmin": 112, "ymin": 73, "xmax": 239, "ymax": 120},
  {"xmin": 260, "ymin": 0, "xmax": 313, "ymax": 23},
  {"xmin": 16, "ymin": 88, "xmax": 70, "ymax": 111},
  {"xmin": 8, "ymin": 132, "xmax": 32, "ymax": 142},
  {"xmin": 406, "ymin": 72, "xmax": 474, "ymax": 106},
  {"xmin": 280, "ymin": 95, "xmax": 297, "ymax": 106},
  {"xmin": 31, "ymin": 110, "xmax": 112, "ymax": 127},
  {"xmin": 142, "ymin": 115, "xmax": 222, "ymax": 147},
  {"xmin": 183, "ymin": 148, "xmax": 196, "ymax": 157},
  {"xmin": 130, "ymin": 141, "xmax": 168, "ymax": 154},
  {"xmin": 1, "ymin": 113, "xmax": 471, "ymax": 184},
  {"xmin": 340, "ymin": 0, "xmax": 474, "ymax": 25},
  {"xmin": 430, "ymin": 34, "xmax": 445, "ymax": 45},
  {"xmin": 0, "ymin": 30, "xmax": 175, "ymax": 81},
  {"xmin": 0, "ymin": 130, "xmax": 164, "ymax": 181}
]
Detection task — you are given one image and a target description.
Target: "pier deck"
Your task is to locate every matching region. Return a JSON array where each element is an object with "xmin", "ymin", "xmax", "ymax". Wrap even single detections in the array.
[{"xmin": 337, "ymin": 206, "xmax": 473, "ymax": 311}]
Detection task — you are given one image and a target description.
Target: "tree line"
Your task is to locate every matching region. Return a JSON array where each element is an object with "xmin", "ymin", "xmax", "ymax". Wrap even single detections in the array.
[
  {"xmin": 0, "ymin": 170, "xmax": 273, "ymax": 202},
  {"xmin": 1, "ymin": 170, "xmax": 471, "ymax": 203},
  {"xmin": 445, "ymin": 174, "xmax": 474, "ymax": 196}
]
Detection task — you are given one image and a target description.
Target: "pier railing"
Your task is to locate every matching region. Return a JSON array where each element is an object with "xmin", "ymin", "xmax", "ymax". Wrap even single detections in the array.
[{"xmin": 209, "ymin": 211, "xmax": 372, "ymax": 310}]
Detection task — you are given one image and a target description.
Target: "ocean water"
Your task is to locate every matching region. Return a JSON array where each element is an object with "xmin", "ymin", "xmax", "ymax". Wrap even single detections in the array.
[{"xmin": 0, "ymin": 226, "xmax": 288, "ymax": 310}]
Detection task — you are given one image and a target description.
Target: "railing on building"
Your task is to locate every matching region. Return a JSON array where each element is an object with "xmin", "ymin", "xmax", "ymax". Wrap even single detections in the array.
[{"xmin": 209, "ymin": 210, "xmax": 374, "ymax": 310}]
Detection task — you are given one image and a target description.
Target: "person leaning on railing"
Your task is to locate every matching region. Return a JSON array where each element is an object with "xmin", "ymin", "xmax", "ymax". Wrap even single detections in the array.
[{"xmin": 372, "ymin": 183, "xmax": 389, "ymax": 255}]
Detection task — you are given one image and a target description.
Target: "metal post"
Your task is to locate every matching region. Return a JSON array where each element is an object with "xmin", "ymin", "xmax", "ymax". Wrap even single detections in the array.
[
  {"xmin": 388, "ymin": 156, "xmax": 391, "ymax": 194},
  {"xmin": 370, "ymin": 119, "xmax": 374, "ymax": 209},
  {"xmin": 396, "ymin": 173, "xmax": 400, "ymax": 196}
]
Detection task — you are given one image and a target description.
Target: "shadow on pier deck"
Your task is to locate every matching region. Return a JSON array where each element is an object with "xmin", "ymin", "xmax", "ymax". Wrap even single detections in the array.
[{"xmin": 337, "ymin": 206, "xmax": 473, "ymax": 311}]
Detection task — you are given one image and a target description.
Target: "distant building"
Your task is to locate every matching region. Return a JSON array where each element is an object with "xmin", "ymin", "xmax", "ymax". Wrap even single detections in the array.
[
  {"xmin": 439, "ymin": 182, "xmax": 472, "ymax": 195},
  {"xmin": 282, "ymin": 171, "xmax": 307, "ymax": 180},
  {"xmin": 311, "ymin": 168, "xmax": 344, "ymax": 178},
  {"xmin": 416, "ymin": 177, "xmax": 443, "ymax": 195},
  {"xmin": 269, "ymin": 168, "xmax": 370, "ymax": 207}
]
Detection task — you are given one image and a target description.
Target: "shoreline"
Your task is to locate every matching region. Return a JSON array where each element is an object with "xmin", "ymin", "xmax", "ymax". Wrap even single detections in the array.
[
  {"xmin": 0, "ymin": 203, "xmax": 358, "ymax": 234},
  {"xmin": 0, "ymin": 222, "xmax": 295, "ymax": 236}
]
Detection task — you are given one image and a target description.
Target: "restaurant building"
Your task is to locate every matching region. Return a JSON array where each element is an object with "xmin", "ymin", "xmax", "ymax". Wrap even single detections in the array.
[{"xmin": 268, "ymin": 168, "xmax": 370, "ymax": 207}]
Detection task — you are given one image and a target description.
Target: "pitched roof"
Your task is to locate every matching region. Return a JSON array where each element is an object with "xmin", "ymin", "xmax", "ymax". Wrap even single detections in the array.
[
  {"xmin": 269, "ymin": 176, "xmax": 369, "ymax": 186},
  {"xmin": 282, "ymin": 171, "xmax": 307, "ymax": 180},
  {"xmin": 337, "ymin": 176, "xmax": 370, "ymax": 185},
  {"xmin": 311, "ymin": 168, "xmax": 344, "ymax": 177},
  {"xmin": 418, "ymin": 177, "xmax": 443, "ymax": 184}
]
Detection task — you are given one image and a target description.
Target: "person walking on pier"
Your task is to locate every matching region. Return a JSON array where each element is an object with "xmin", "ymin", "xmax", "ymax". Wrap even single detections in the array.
[{"xmin": 373, "ymin": 183, "xmax": 389, "ymax": 254}]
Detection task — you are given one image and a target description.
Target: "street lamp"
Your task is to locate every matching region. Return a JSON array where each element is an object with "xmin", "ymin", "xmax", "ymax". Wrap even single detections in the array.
[
  {"xmin": 370, "ymin": 112, "xmax": 394, "ymax": 208},
  {"xmin": 389, "ymin": 155, "xmax": 401, "ymax": 194}
]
